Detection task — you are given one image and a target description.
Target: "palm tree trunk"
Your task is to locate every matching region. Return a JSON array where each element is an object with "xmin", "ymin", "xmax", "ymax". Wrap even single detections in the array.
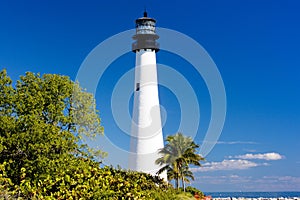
[
  {"xmin": 182, "ymin": 177, "xmax": 185, "ymax": 192},
  {"xmin": 177, "ymin": 165, "xmax": 180, "ymax": 190}
]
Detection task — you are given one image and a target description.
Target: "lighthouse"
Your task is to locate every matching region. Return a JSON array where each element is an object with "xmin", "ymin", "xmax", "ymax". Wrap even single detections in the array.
[{"xmin": 129, "ymin": 11, "xmax": 167, "ymax": 180}]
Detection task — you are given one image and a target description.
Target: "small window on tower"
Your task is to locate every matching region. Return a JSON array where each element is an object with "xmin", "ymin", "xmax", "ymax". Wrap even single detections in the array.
[{"xmin": 136, "ymin": 83, "xmax": 140, "ymax": 91}]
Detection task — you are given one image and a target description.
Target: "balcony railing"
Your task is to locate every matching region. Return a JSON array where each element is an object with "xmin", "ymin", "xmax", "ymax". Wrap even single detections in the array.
[{"xmin": 132, "ymin": 40, "xmax": 159, "ymax": 52}]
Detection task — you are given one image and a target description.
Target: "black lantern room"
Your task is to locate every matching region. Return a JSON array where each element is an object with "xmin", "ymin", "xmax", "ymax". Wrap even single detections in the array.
[{"xmin": 132, "ymin": 11, "xmax": 159, "ymax": 52}]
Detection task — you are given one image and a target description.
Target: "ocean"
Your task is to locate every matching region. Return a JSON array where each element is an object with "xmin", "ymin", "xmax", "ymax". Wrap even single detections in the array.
[{"xmin": 204, "ymin": 192, "xmax": 300, "ymax": 198}]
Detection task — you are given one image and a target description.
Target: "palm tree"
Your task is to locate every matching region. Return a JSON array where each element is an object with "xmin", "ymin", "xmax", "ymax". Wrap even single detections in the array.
[
  {"xmin": 179, "ymin": 163, "xmax": 195, "ymax": 191},
  {"xmin": 157, "ymin": 164, "xmax": 179, "ymax": 188},
  {"xmin": 155, "ymin": 133, "xmax": 204, "ymax": 191}
]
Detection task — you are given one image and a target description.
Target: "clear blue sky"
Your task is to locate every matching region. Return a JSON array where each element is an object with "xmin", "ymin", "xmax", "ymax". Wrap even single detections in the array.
[{"xmin": 1, "ymin": 0, "xmax": 299, "ymax": 192}]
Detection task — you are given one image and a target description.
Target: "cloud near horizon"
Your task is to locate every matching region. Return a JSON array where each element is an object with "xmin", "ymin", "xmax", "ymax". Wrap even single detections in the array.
[
  {"xmin": 191, "ymin": 175, "xmax": 300, "ymax": 191},
  {"xmin": 191, "ymin": 152, "xmax": 283, "ymax": 172},
  {"xmin": 230, "ymin": 152, "xmax": 283, "ymax": 160},
  {"xmin": 191, "ymin": 159, "xmax": 268, "ymax": 172}
]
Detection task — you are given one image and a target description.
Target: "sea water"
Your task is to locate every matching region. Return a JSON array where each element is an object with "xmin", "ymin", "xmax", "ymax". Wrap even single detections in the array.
[{"xmin": 205, "ymin": 192, "xmax": 300, "ymax": 198}]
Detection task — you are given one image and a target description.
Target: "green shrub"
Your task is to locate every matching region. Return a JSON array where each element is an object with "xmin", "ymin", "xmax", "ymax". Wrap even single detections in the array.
[
  {"xmin": 185, "ymin": 186, "xmax": 204, "ymax": 198},
  {"xmin": 0, "ymin": 70, "xmax": 204, "ymax": 199}
]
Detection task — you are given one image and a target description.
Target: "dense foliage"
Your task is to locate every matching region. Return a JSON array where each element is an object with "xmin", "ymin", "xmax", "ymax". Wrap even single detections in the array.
[
  {"xmin": 0, "ymin": 70, "xmax": 202, "ymax": 199},
  {"xmin": 185, "ymin": 186, "xmax": 204, "ymax": 197},
  {"xmin": 1, "ymin": 160, "xmax": 180, "ymax": 199}
]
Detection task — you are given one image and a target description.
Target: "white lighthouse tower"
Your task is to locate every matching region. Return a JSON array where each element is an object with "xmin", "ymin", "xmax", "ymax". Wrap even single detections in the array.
[{"xmin": 129, "ymin": 11, "xmax": 167, "ymax": 180}]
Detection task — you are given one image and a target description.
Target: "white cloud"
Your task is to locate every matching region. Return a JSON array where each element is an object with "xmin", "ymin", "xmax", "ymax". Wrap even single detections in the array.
[
  {"xmin": 231, "ymin": 152, "xmax": 283, "ymax": 161},
  {"xmin": 202, "ymin": 140, "xmax": 258, "ymax": 145},
  {"xmin": 261, "ymin": 175, "xmax": 300, "ymax": 183},
  {"xmin": 243, "ymin": 149, "xmax": 257, "ymax": 153},
  {"xmin": 191, "ymin": 159, "xmax": 262, "ymax": 172},
  {"xmin": 191, "ymin": 152, "xmax": 282, "ymax": 172},
  {"xmin": 216, "ymin": 141, "xmax": 258, "ymax": 145}
]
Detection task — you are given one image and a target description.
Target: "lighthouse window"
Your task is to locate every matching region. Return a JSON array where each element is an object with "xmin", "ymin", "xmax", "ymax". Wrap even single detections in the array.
[{"xmin": 136, "ymin": 83, "xmax": 140, "ymax": 91}]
